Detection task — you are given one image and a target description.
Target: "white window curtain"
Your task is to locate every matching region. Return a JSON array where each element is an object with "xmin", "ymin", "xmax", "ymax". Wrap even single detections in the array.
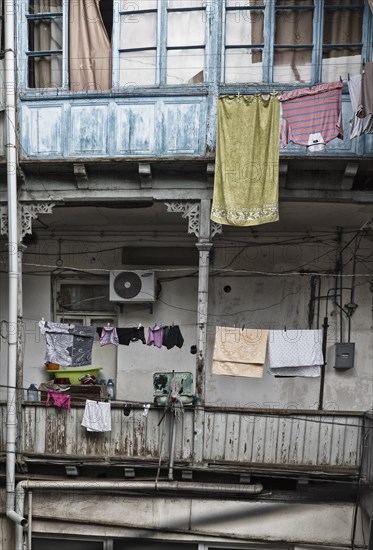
[{"xmin": 69, "ymin": 0, "xmax": 112, "ymax": 92}]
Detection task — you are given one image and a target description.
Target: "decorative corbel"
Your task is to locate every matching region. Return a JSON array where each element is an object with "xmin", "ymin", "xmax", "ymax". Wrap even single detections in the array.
[
  {"xmin": 139, "ymin": 163, "xmax": 152, "ymax": 189},
  {"xmin": 279, "ymin": 160, "xmax": 288, "ymax": 189},
  {"xmin": 341, "ymin": 162, "xmax": 358, "ymax": 190},
  {"xmin": 0, "ymin": 202, "xmax": 55, "ymax": 239},
  {"xmin": 164, "ymin": 201, "xmax": 200, "ymax": 237},
  {"xmin": 74, "ymin": 163, "xmax": 89, "ymax": 190},
  {"xmin": 164, "ymin": 201, "xmax": 222, "ymax": 239},
  {"xmin": 207, "ymin": 162, "xmax": 215, "ymax": 188}
]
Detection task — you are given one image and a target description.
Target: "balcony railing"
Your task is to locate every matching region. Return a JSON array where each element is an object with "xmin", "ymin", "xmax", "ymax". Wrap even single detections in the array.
[
  {"xmin": 0, "ymin": 403, "xmax": 363, "ymax": 477},
  {"xmin": 16, "ymin": 93, "xmax": 372, "ymax": 161}
]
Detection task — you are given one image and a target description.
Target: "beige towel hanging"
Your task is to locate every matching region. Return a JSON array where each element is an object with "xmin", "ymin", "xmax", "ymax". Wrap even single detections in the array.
[{"xmin": 212, "ymin": 326, "xmax": 269, "ymax": 378}]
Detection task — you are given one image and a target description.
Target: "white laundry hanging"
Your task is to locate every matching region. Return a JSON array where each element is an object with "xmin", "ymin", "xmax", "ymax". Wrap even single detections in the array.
[{"xmin": 81, "ymin": 399, "xmax": 112, "ymax": 432}]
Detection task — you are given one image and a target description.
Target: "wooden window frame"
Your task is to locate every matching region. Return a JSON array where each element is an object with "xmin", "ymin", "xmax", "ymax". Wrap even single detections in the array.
[
  {"xmin": 221, "ymin": 0, "xmax": 372, "ymax": 85},
  {"xmin": 22, "ymin": 0, "xmax": 69, "ymax": 91},
  {"xmin": 112, "ymin": 1, "xmax": 209, "ymax": 88}
]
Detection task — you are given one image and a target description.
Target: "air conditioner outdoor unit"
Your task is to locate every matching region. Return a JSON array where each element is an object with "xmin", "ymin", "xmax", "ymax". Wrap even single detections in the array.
[{"xmin": 110, "ymin": 270, "xmax": 156, "ymax": 302}]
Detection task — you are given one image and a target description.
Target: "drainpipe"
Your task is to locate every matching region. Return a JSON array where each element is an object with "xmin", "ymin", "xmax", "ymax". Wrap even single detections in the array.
[
  {"xmin": 4, "ymin": 0, "xmax": 27, "ymax": 530},
  {"xmin": 15, "ymin": 479, "xmax": 264, "ymax": 549}
]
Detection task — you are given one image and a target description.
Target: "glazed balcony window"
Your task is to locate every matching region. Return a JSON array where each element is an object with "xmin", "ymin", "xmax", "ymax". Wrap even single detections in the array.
[
  {"xmin": 119, "ymin": 0, "xmax": 206, "ymax": 86},
  {"xmin": 27, "ymin": 0, "xmax": 63, "ymax": 88},
  {"xmin": 23, "ymin": 0, "xmax": 369, "ymax": 90},
  {"xmin": 223, "ymin": 0, "xmax": 367, "ymax": 84}
]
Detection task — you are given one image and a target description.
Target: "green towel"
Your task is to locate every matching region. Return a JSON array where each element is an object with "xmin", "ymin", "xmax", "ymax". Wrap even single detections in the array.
[{"xmin": 211, "ymin": 95, "xmax": 280, "ymax": 226}]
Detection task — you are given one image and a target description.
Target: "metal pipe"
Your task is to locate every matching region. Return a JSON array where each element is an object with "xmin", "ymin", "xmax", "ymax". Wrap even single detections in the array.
[
  {"xmin": 168, "ymin": 414, "xmax": 177, "ymax": 480},
  {"xmin": 28, "ymin": 491, "xmax": 32, "ymax": 550},
  {"xmin": 15, "ymin": 478, "xmax": 264, "ymax": 549},
  {"xmin": 4, "ymin": 0, "xmax": 27, "ymax": 532},
  {"xmin": 318, "ymin": 316, "xmax": 329, "ymax": 410},
  {"xmin": 16, "ymin": 479, "xmax": 264, "ymax": 497}
]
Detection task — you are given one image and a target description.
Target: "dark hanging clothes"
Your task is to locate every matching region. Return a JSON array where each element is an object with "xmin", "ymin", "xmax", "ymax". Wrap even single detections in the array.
[
  {"xmin": 162, "ymin": 325, "xmax": 184, "ymax": 350},
  {"xmin": 357, "ymin": 62, "xmax": 373, "ymax": 119},
  {"xmin": 116, "ymin": 327, "xmax": 146, "ymax": 346},
  {"xmin": 97, "ymin": 326, "xmax": 147, "ymax": 346}
]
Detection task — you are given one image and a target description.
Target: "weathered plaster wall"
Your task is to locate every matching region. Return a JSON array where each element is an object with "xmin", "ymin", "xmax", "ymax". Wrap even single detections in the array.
[
  {"xmin": 21, "ymin": 491, "xmax": 364, "ymax": 548},
  {"xmin": 0, "ymin": 272, "xmax": 51, "ymax": 399},
  {"xmin": 117, "ymin": 276, "xmax": 198, "ymax": 402},
  {"xmin": 0, "ymin": 229, "xmax": 371, "ymax": 412}
]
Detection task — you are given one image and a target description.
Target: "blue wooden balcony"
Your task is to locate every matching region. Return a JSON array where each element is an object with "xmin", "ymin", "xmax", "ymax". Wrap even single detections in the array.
[{"xmin": 14, "ymin": 91, "xmax": 372, "ymax": 161}]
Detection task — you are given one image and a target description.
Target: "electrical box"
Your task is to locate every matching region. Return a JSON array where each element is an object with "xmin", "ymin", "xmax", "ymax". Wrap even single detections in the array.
[
  {"xmin": 334, "ymin": 343, "xmax": 355, "ymax": 369},
  {"xmin": 153, "ymin": 372, "xmax": 194, "ymax": 405}
]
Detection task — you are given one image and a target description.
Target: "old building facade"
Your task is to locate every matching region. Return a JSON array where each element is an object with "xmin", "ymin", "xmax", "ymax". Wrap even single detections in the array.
[{"xmin": 0, "ymin": 0, "xmax": 373, "ymax": 549}]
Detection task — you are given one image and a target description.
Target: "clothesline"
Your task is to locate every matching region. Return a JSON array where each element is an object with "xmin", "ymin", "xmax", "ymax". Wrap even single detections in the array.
[{"xmin": 97, "ymin": 324, "xmax": 184, "ymax": 350}]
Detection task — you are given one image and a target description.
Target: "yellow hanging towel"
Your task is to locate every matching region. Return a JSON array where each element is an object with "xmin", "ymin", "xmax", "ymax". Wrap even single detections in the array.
[{"xmin": 211, "ymin": 95, "xmax": 280, "ymax": 226}]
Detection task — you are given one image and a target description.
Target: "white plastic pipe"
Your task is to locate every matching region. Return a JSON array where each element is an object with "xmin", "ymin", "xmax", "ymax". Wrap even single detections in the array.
[
  {"xmin": 15, "ymin": 479, "xmax": 263, "ymax": 550},
  {"xmin": 27, "ymin": 491, "xmax": 32, "ymax": 550},
  {"xmin": 4, "ymin": 0, "xmax": 26, "ymax": 532}
]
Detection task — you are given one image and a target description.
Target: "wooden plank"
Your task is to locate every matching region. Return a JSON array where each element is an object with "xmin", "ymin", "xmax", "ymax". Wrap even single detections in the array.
[
  {"xmin": 251, "ymin": 415, "xmax": 268, "ymax": 463},
  {"xmin": 237, "ymin": 412, "xmax": 256, "ymax": 462},
  {"xmin": 203, "ymin": 411, "xmax": 214, "ymax": 461},
  {"xmin": 44, "ymin": 408, "xmax": 67, "ymax": 455},
  {"xmin": 22, "ymin": 406, "xmax": 36, "ymax": 453},
  {"xmin": 302, "ymin": 414, "xmax": 321, "ymax": 466},
  {"xmin": 318, "ymin": 416, "xmax": 333, "ymax": 466},
  {"xmin": 262, "ymin": 415, "xmax": 280, "ymax": 464},
  {"xmin": 223, "ymin": 413, "xmax": 240, "ymax": 462}
]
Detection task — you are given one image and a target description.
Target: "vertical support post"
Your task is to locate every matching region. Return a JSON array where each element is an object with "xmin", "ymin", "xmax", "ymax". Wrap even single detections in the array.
[
  {"xmin": 17, "ymin": 245, "xmax": 26, "ymax": 418},
  {"xmin": 318, "ymin": 316, "xmax": 329, "ymax": 410},
  {"xmin": 193, "ymin": 199, "xmax": 213, "ymax": 464}
]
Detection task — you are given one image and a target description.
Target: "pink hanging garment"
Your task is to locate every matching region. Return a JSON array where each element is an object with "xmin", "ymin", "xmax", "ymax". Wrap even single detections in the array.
[
  {"xmin": 46, "ymin": 389, "xmax": 71, "ymax": 411},
  {"xmin": 99, "ymin": 326, "xmax": 119, "ymax": 346},
  {"xmin": 147, "ymin": 325, "xmax": 164, "ymax": 349}
]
